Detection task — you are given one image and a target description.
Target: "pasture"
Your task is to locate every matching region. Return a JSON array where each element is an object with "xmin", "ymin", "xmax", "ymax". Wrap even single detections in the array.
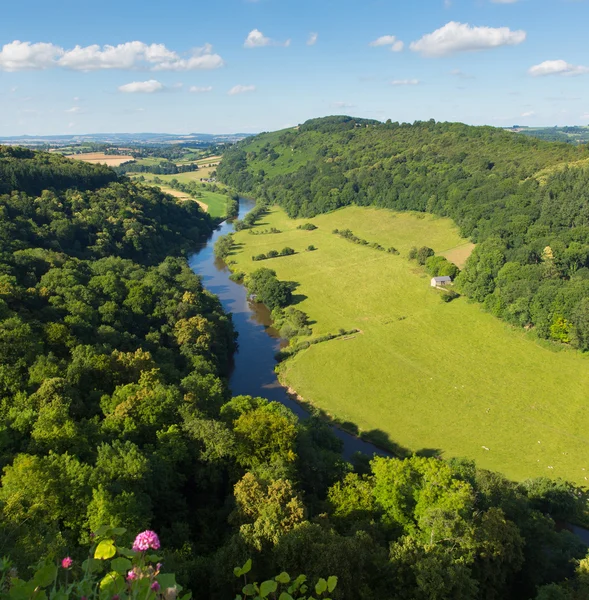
[
  {"xmin": 230, "ymin": 205, "xmax": 589, "ymax": 485},
  {"xmin": 66, "ymin": 152, "xmax": 134, "ymax": 166}
]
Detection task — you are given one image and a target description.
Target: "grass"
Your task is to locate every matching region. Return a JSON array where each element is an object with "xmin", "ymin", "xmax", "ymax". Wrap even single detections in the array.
[
  {"xmin": 229, "ymin": 205, "xmax": 589, "ymax": 485},
  {"xmin": 131, "ymin": 176, "xmax": 227, "ymax": 218}
]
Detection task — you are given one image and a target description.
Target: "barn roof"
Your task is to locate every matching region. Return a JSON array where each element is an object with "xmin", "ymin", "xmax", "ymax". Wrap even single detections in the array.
[{"xmin": 432, "ymin": 276, "xmax": 452, "ymax": 282}]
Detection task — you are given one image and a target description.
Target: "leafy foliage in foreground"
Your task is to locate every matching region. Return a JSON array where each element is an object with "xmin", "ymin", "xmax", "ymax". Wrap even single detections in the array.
[{"xmin": 218, "ymin": 116, "xmax": 589, "ymax": 349}]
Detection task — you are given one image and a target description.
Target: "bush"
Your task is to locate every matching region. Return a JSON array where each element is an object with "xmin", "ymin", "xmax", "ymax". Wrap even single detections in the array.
[
  {"xmin": 280, "ymin": 247, "xmax": 295, "ymax": 256},
  {"xmin": 441, "ymin": 289, "xmax": 460, "ymax": 303},
  {"xmin": 307, "ymin": 245, "xmax": 317, "ymax": 252},
  {"xmin": 297, "ymin": 223, "xmax": 318, "ymax": 231}
]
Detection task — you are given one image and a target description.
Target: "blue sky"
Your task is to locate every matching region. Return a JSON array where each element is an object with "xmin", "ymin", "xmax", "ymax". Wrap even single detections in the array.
[{"xmin": 1, "ymin": 0, "xmax": 588, "ymax": 135}]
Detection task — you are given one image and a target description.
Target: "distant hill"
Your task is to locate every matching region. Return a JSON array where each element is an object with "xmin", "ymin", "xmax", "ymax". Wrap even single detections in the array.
[
  {"xmin": 218, "ymin": 115, "xmax": 589, "ymax": 349},
  {"xmin": 0, "ymin": 131, "xmax": 254, "ymax": 147},
  {"xmin": 505, "ymin": 126, "xmax": 589, "ymax": 144}
]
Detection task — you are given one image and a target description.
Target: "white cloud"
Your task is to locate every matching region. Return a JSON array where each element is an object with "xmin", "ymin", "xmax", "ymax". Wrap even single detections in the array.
[
  {"xmin": 228, "ymin": 84, "xmax": 256, "ymax": 95},
  {"xmin": 118, "ymin": 79, "xmax": 164, "ymax": 93},
  {"xmin": 307, "ymin": 32, "xmax": 318, "ymax": 46},
  {"xmin": 0, "ymin": 39, "xmax": 223, "ymax": 72},
  {"xmin": 581, "ymin": 113, "xmax": 589, "ymax": 121},
  {"xmin": 521, "ymin": 111, "xmax": 535, "ymax": 117},
  {"xmin": 409, "ymin": 21, "xmax": 526, "ymax": 57},
  {"xmin": 528, "ymin": 59, "xmax": 589, "ymax": 77},
  {"xmin": 0, "ymin": 40, "xmax": 62, "ymax": 71},
  {"xmin": 370, "ymin": 35, "xmax": 404, "ymax": 52},
  {"xmin": 451, "ymin": 68, "xmax": 475, "ymax": 79},
  {"xmin": 244, "ymin": 29, "xmax": 271, "ymax": 48},
  {"xmin": 151, "ymin": 44, "xmax": 224, "ymax": 71},
  {"xmin": 65, "ymin": 106, "xmax": 82, "ymax": 113},
  {"xmin": 189, "ymin": 85, "xmax": 213, "ymax": 93},
  {"xmin": 244, "ymin": 29, "xmax": 289, "ymax": 48},
  {"xmin": 391, "ymin": 79, "xmax": 420, "ymax": 85}
]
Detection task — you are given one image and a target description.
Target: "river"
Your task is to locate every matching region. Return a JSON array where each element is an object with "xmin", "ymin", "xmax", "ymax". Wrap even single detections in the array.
[{"xmin": 188, "ymin": 197, "xmax": 388, "ymax": 459}]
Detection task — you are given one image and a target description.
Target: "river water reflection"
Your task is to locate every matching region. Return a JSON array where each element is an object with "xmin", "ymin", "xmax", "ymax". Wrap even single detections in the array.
[{"xmin": 188, "ymin": 198, "xmax": 388, "ymax": 459}]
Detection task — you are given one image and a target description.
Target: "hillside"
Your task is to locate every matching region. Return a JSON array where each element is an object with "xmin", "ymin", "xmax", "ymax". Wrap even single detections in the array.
[
  {"xmin": 2, "ymin": 149, "xmax": 589, "ymax": 600},
  {"xmin": 218, "ymin": 116, "xmax": 589, "ymax": 350}
]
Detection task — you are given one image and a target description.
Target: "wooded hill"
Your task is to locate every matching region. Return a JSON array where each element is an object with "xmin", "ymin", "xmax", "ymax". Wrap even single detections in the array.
[
  {"xmin": 2, "ymin": 148, "xmax": 589, "ymax": 600},
  {"xmin": 218, "ymin": 116, "xmax": 589, "ymax": 350}
]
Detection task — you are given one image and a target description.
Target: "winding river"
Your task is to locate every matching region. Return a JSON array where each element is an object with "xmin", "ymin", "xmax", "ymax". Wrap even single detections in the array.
[{"xmin": 189, "ymin": 198, "xmax": 388, "ymax": 459}]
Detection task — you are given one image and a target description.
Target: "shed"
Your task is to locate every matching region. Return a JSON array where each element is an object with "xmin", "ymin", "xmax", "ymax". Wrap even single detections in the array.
[{"xmin": 431, "ymin": 276, "xmax": 452, "ymax": 288}]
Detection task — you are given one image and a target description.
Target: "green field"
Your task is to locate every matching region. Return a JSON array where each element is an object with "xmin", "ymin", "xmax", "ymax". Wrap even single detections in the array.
[
  {"xmin": 230, "ymin": 205, "xmax": 589, "ymax": 485},
  {"xmin": 131, "ymin": 176, "xmax": 227, "ymax": 218}
]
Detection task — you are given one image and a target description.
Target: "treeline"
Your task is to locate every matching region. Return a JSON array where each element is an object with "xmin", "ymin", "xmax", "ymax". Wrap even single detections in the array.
[
  {"xmin": 333, "ymin": 228, "xmax": 399, "ymax": 254},
  {"xmin": 218, "ymin": 116, "xmax": 589, "ymax": 350},
  {"xmin": 116, "ymin": 159, "xmax": 198, "ymax": 176},
  {"xmin": 3, "ymin": 149, "xmax": 589, "ymax": 600},
  {"xmin": 0, "ymin": 145, "xmax": 117, "ymax": 196}
]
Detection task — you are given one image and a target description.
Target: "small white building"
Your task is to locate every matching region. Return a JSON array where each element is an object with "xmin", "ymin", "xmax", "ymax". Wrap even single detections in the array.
[{"xmin": 431, "ymin": 276, "xmax": 452, "ymax": 288}]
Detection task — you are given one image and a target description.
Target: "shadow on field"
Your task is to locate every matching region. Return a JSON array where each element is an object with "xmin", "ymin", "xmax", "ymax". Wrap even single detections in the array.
[
  {"xmin": 415, "ymin": 448, "xmax": 443, "ymax": 458},
  {"xmin": 360, "ymin": 429, "xmax": 412, "ymax": 457}
]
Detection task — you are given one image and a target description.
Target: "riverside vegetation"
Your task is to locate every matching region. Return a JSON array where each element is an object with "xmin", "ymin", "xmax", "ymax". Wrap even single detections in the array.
[{"xmin": 3, "ymin": 145, "xmax": 589, "ymax": 600}]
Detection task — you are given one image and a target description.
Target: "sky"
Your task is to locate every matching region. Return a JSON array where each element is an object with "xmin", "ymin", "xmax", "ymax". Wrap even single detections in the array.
[{"xmin": 1, "ymin": 0, "xmax": 588, "ymax": 135}]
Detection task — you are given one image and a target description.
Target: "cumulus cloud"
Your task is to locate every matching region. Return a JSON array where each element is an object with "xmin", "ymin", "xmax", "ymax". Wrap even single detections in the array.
[
  {"xmin": 151, "ymin": 44, "xmax": 224, "ymax": 71},
  {"xmin": 189, "ymin": 85, "xmax": 213, "ymax": 93},
  {"xmin": 369, "ymin": 35, "xmax": 404, "ymax": 52},
  {"xmin": 391, "ymin": 79, "xmax": 420, "ymax": 85},
  {"xmin": 528, "ymin": 59, "xmax": 589, "ymax": 77},
  {"xmin": 307, "ymin": 32, "xmax": 318, "ymax": 46},
  {"xmin": 228, "ymin": 84, "xmax": 256, "ymax": 95},
  {"xmin": 521, "ymin": 111, "xmax": 535, "ymax": 117},
  {"xmin": 244, "ymin": 29, "xmax": 290, "ymax": 48},
  {"xmin": 0, "ymin": 40, "xmax": 63, "ymax": 71},
  {"xmin": 409, "ymin": 21, "xmax": 526, "ymax": 57},
  {"xmin": 118, "ymin": 79, "xmax": 164, "ymax": 93},
  {"xmin": 0, "ymin": 39, "xmax": 224, "ymax": 72}
]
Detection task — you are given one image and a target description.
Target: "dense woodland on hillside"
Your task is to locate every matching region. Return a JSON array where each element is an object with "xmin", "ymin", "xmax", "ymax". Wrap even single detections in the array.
[
  {"xmin": 218, "ymin": 116, "xmax": 589, "ymax": 350},
  {"xmin": 2, "ymin": 148, "xmax": 589, "ymax": 599}
]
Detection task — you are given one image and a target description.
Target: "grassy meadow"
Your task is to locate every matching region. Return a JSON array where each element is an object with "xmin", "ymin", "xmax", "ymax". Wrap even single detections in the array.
[
  {"xmin": 130, "ymin": 174, "xmax": 227, "ymax": 218},
  {"xmin": 230, "ymin": 205, "xmax": 589, "ymax": 485}
]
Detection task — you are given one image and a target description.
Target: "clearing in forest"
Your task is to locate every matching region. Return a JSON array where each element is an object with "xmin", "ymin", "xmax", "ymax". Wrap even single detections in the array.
[{"xmin": 229, "ymin": 205, "xmax": 589, "ymax": 485}]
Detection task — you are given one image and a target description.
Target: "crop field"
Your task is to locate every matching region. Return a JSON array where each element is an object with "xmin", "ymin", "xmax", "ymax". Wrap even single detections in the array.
[
  {"xmin": 66, "ymin": 152, "xmax": 134, "ymax": 166},
  {"xmin": 230, "ymin": 205, "xmax": 589, "ymax": 485}
]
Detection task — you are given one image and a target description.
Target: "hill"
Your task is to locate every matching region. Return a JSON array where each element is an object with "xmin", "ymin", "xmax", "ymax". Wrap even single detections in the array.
[
  {"xmin": 2, "ymin": 148, "xmax": 589, "ymax": 600},
  {"xmin": 218, "ymin": 116, "xmax": 589, "ymax": 350}
]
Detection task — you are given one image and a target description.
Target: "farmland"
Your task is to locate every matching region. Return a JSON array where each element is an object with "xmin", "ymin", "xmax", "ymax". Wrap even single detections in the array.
[
  {"xmin": 66, "ymin": 152, "xmax": 134, "ymax": 166},
  {"xmin": 229, "ymin": 205, "xmax": 589, "ymax": 485}
]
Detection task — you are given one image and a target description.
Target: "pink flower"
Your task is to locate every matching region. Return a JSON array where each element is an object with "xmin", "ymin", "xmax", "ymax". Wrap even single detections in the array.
[
  {"xmin": 132, "ymin": 530, "xmax": 160, "ymax": 552},
  {"xmin": 151, "ymin": 582, "xmax": 160, "ymax": 592},
  {"xmin": 61, "ymin": 557, "xmax": 73, "ymax": 569},
  {"xmin": 127, "ymin": 570, "xmax": 137, "ymax": 582}
]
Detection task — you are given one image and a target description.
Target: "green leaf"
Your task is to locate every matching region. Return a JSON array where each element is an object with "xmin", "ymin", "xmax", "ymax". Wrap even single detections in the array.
[
  {"xmin": 275, "ymin": 572, "xmax": 290, "ymax": 585},
  {"xmin": 94, "ymin": 539, "xmax": 116, "ymax": 560},
  {"xmin": 279, "ymin": 593, "xmax": 294, "ymax": 600},
  {"xmin": 33, "ymin": 564, "xmax": 57, "ymax": 588},
  {"xmin": 157, "ymin": 573, "xmax": 178, "ymax": 591},
  {"xmin": 99, "ymin": 571, "xmax": 125, "ymax": 594},
  {"xmin": 94, "ymin": 525, "xmax": 111, "ymax": 537},
  {"xmin": 242, "ymin": 559, "xmax": 252, "ymax": 575},
  {"xmin": 110, "ymin": 557, "xmax": 132, "ymax": 574},
  {"xmin": 327, "ymin": 576, "xmax": 338, "ymax": 593},
  {"xmin": 116, "ymin": 546, "xmax": 136, "ymax": 559},
  {"xmin": 82, "ymin": 558, "xmax": 103, "ymax": 574},
  {"xmin": 147, "ymin": 554, "xmax": 161, "ymax": 563},
  {"xmin": 9, "ymin": 580, "xmax": 36, "ymax": 600},
  {"xmin": 242, "ymin": 583, "xmax": 256, "ymax": 596},
  {"xmin": 315, "ymin": 579, "xmax": 327, "ymax": 596},
  {"xmin": 111, "ymin": 527, "xmax": 126, "ymax": 536},
  {"xmin": 260, "ymin": 580, "xmax": 277, "ymax": 598}
]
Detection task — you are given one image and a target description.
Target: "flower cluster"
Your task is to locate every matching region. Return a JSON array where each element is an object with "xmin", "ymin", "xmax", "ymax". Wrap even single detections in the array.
[
  {"xmin": 61, "ymin": 557, "xmax": 73, "ymax": 569},
  {"xmin": 132, "ymin": 530, "xmax": 161, "ymax": 552}
]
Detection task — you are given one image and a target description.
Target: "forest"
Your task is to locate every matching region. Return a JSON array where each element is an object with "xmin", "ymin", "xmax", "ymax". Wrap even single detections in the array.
[
  {"xmin": 218, "ymin": 116, "xmax": 589, "ymax": 351},
  {"xmin": 1, "ymin": 147, "xmax": 589, "ymax": 600}
]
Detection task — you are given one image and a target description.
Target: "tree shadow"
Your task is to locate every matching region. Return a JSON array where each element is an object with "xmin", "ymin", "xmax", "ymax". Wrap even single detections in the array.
[
  {"xmin": 359, "ymin": 429, "xmax": 411, "ymax": 457},
  {"xmin": 415, "ymin": 448, "xmax": 443, "ymax": 458},
  {"xmin": 290, "ymin": 294, "xmax": 308, "ymax": 306}
]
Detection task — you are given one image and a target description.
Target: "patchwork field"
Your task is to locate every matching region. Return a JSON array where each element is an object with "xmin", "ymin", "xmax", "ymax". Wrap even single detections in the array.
[
  {"xmin": 230, "ymin": 205, "xmax": 589, "ymax": 485},
  {"xmin": 66, "ymin": 152, "xmax": 134, "ymax": 166}
]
